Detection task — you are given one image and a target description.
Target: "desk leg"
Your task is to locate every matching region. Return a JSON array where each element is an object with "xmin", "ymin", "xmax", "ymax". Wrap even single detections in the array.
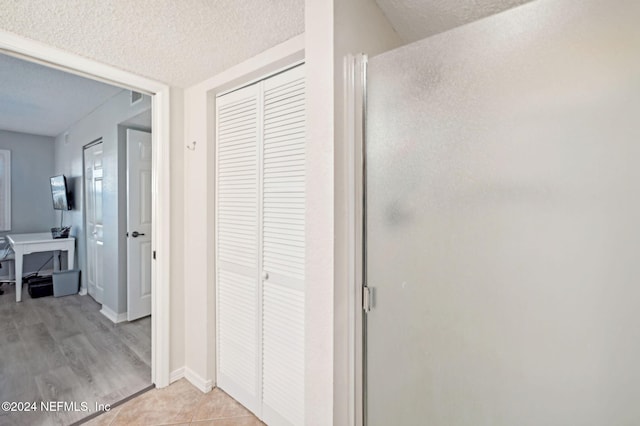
[
  {"xmin": 15, "ymin": 252, "xmax": 23, "ymax": 303},
  {"xmin": 68, "ymin": 246, "xmax": 75, "ymax": 269},
  {"xmin": 53, "ymin": 250, "xmax": 61, "ymax": 271}
]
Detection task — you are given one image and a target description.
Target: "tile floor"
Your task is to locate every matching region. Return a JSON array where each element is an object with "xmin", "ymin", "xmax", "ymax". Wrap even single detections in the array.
[{"xmin": 83, "ymin": 379, "xmax": 263, "ymax": 426}]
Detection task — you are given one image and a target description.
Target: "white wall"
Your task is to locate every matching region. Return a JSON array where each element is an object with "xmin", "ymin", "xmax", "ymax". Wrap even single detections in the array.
[
  {"xmin": 182, "ymin": 85, "xmax": 211, "ymax": 387},
  {"xmin": 54, "ymin": 90, "xmax": 151, "ymax": 315},
  {"xmin": 304, "ymin": 0, "xmax": 402, "ymax": 424},
  {"xmin": 303, "ymin": 2, "xmax": 335, "ymax": 423},
  {"xmin": 179, "ymin": 2, "xmax": 400, "ymax": 417},
  {"xmin": 169, "ymin": 87, "xmax": 186, "ymax": 374},
  {"xmin": 182, "ymin": 35, "xmax": 304, "ymax": 390},
  {"xmin": 0, "ymin": 129, "xmax": 57, "ymax": 273}
]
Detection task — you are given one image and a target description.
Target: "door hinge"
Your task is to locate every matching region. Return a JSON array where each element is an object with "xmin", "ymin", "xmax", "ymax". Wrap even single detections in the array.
[
  {"xmin": 363, "ymin": 286, "xmax": 372, "ymax": 313},
  {"xmin": 153, "ymin": 250, "xmax": 156, "ymax": 260}
]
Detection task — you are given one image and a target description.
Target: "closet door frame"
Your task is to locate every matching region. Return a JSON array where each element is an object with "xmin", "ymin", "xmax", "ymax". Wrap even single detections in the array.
[{"xmin": 214, "ymin": 60, "xmax": 305, "ymax": 422}]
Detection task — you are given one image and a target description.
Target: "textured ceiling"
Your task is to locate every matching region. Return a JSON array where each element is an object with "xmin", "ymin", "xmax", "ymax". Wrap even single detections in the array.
[
  {"xmin": 0, "ymin": 53, "xmax": 123, "ymax": 137},
  {"xmin": 0, "ymin": 0, "xmax": 304, "ymax": 88},
  {"xmin": 0, "ymin": 0, "xmax": 531, "ymax": 88},
  {"xmin": 0, "ymin": 0, "xmax": 533, "ymax": 90},
  {"xmin": 375, "ymin": 0, "xmax": 534, "ymax": 42}
]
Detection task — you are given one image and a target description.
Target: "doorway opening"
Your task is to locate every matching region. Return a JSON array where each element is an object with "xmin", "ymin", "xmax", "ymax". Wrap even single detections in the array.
[{"xmin": 0, "ymin": 31, "xmax": 170, "ymax": 424}]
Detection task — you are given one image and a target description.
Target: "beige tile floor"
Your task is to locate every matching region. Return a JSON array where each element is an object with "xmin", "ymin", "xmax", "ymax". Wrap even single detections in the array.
[{"xmin": 83, "ymin": 379, "xmax": 263, "ymax": 426}]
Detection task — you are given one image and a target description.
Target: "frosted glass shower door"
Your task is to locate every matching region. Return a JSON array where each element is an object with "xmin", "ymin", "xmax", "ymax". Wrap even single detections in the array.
[{"xmin": 365, "ymin": 1, "xmax": 640, "ymax": 425}]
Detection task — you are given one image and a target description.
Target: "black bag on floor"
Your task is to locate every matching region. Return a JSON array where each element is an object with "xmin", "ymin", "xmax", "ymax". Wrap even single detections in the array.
[{"xmin": 27, "ymin": 276, "xmax": 53, "ymax": 298}]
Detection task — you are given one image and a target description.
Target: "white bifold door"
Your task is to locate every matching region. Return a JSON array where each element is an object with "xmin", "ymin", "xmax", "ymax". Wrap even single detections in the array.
[{"xmin": 216, "ymin": 64, "xmax": 305, "ymax": 426}]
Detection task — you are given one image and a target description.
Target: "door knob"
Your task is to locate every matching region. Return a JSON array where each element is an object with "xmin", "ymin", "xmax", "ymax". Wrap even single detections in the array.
[{"xmin": 131, "ymin": 231, "xmax": 145, "ymax": 238}]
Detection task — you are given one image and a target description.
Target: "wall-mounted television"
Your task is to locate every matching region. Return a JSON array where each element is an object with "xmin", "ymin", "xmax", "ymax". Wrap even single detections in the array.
[{"xmin": 50, "ymin": 175, "xmax": 72, "ymax": 210}]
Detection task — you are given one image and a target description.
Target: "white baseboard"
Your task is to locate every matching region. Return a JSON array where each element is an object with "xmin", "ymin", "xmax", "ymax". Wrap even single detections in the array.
[
  {"xmin": 170, "ymin": 367, "xmax": 185, "ymax": 383},
  {"xmin": 100, "ymin": 305, "xmax": 128, "ymax": 323},
  {"xmin": 184, "ymin": 367, "xmax": 213, "ymax": 393}
]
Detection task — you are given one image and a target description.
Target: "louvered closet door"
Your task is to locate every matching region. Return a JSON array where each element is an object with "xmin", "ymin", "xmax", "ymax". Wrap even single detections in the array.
[
  {"xmin": 216, "ymin": 64, "xmax": 305, "ymax": 425},
  {"xmin": 216, "ymin": 82, "xmax": 261, "ymax": 414},
  {"xmin": 261, "ymin": 64, "xmax": 306, "ymax": 426}
]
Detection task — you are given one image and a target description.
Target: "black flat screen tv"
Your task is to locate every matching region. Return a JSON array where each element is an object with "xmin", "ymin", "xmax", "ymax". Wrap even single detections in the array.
[{"xmin": 50, "ymin": 175, "xmax": 72, "ymax": 210}]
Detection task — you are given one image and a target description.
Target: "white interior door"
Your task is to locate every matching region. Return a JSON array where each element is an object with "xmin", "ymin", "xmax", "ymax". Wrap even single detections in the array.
[
  {"xmin": 84, "ymin": 142, "xmax": 104, "ymax": 303},
  {"xmin": 127, "ymin": 129, "xmax": 153, "ymax": 321}
]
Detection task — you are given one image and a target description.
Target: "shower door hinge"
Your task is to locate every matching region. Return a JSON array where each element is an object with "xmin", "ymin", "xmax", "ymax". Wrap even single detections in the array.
[{"xmin": 363, "ymin": 286, "xmax": 372, "ymax": 313}]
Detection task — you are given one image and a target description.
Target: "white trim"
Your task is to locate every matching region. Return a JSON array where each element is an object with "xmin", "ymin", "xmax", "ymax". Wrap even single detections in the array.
[
  {"xmin": 170, "ymin": 367, "xmax": 186, "ymax": 383},
  {"xmin": 151, "ymin": 86, "xmax": 172, "ymax": 389},
  {"xmin": 0, "ymin": 31, "xmax": 164, "ymax": 93},
  {"xmin": 216, "ymin": 59, "xmax": 305, "ymax": 98},
  {"xmin": 100, "ymin": 305, "xmax": 128, "ymax": 323},
  {"xmin": 0, "ymin": 30, "xmax": 171, "ymax": 389},
  {"xmin": 345, "ymin": 54, "xmax": 367, "ymax": 426},
  {"xmin": 191, "ymin": 34, "xmax": 304, "ymax": 93},
  {"xmin": 185, "ymin": 367, "xmax": 213, "ymax": 393}
]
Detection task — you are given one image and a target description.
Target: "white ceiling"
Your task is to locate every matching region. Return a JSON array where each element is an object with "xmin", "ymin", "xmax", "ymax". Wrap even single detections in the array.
[
  {"xmin": 375, "ymin": 0, "xmax": 534, "ymax": 43},
  {"xmin": 0, "ymin": 0, "xmax": 304, "ymax": 88},
  {"xmin": 0, "ymin": 0, "xmax": 533, "ymax": 137},
  {"xmin": 0, "ymin": 53, "xmax": 123, "ymax": 137},
  {"xmin": 0, "ymin": 0, "xmax": 533, "ymax": 89}
]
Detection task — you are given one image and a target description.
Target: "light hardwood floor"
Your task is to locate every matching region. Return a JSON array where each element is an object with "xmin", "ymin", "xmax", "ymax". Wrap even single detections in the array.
[{"xmin": 0, "ymin": 283, "xmax": 151, "ymax": 426}]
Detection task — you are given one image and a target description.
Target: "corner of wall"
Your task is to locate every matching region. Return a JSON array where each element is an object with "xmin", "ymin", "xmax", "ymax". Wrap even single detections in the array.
[
  {"xmin": 305, "ymin": 0, "xmax": 404, "ymax": 425},
  {"xmin": 335, "ymin": 0, "xmax": 403, "ymax": 57},
  {"xmin": 304, "ymin": 0, "xmax": 336, "ymax": 424},
  {"xmin": 184, "ymin": 366, "xmax": 213, "ymax": 393},
  {"xmin": 182, "ymin": 84, "xmax": 210, "ymax": 382}
]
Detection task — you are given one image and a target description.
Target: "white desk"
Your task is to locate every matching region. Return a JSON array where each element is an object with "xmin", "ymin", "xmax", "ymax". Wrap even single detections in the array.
[{"xmin": 7, "ymin": 233, "xmax": 75, "ymax": 302}]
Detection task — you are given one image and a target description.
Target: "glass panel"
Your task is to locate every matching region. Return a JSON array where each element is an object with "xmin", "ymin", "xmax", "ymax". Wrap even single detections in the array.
[
  {"xmin": 95, "ymin": 178, "xmax": 103, "ymax": 225},
  {"xmin": 365, "ymin": 1, "xmax": 640, "ymax": 425}
]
